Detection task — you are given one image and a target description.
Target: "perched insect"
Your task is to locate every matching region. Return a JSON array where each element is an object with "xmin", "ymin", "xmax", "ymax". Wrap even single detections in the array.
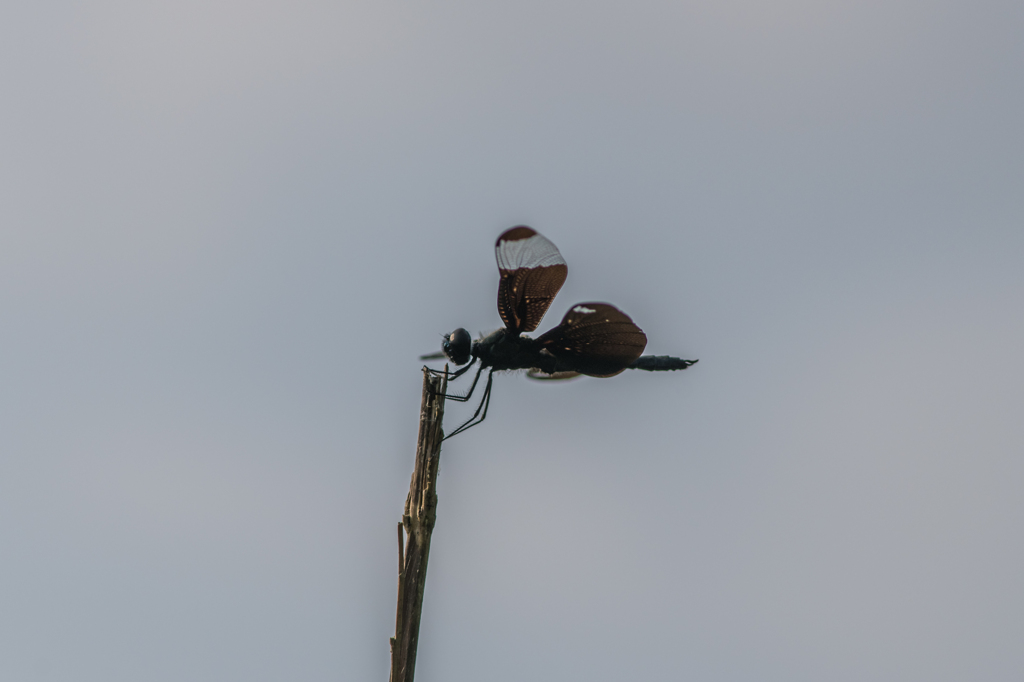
[{"xmin": 422, "ymin": 226, "xmax": 697, "ymax": 438}]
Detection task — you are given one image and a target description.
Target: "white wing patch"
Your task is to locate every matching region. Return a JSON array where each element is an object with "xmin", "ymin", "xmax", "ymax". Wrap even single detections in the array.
[
  {"xmin": 572, "ymin": 305, "xmax": 597, "ymax": 314},
  {"xmin": 496, "ymin": 231, "xmax": 566, "ymax": 271}
]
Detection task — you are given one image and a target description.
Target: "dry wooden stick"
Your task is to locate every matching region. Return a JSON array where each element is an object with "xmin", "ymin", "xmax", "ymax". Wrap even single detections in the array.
[{"xmin": 389, "ymin": 367, "xmax": 447, "ymax": 682}]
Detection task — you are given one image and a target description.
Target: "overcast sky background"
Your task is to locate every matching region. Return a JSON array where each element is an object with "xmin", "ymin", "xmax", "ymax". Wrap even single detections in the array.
[{"xmin": 2, "ymin": 1, "xmax": 1023, "ymax": 680}]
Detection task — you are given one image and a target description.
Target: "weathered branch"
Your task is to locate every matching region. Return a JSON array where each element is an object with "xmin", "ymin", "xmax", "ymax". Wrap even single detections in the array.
[{"xmin": 389, "ymin": 368, "xmax": 447, "ymax": 682}]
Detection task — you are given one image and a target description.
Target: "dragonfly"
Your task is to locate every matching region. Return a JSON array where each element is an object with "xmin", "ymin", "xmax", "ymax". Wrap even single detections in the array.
[{"xmin": 422, "ymin": 226, "xmax": 697, "ymax": 438}]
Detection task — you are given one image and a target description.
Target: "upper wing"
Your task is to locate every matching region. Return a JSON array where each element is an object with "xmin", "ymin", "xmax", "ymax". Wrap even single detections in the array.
[
  {"xmin": 495, "ymin": 226, "xmax": 568, "ymax": 334},
  {"xmin": 535, "ymin": 303, "xmax": 647, "ymax": 377}
]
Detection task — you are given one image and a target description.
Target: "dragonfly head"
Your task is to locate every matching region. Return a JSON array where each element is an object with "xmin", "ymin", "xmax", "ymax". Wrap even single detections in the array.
[{"xmin": 442, "ymin": 328, "xmax": 472, "ymax": 365}]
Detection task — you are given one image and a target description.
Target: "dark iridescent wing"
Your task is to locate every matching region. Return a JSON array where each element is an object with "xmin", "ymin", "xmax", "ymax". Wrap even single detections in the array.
[
  {"xmin": 535, "ymin": 303, "xmax": 648, "ymax": 377},
  {"xmin": 495, "ymin": 226, "xmax": 568, "ymax": 334}
]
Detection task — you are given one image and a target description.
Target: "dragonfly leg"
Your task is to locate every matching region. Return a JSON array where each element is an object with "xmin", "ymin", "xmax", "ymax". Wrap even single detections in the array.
[
  {"xmin": 425, "ymin": 357, "xmax": 475, "ymax": 379},
  {"xmin": 426, "ymin": 359, "xmax": 485, "ymax": 402},
  {"xmin": 443, "ymin": 369, "xmax": 494, "ymax": 440}
]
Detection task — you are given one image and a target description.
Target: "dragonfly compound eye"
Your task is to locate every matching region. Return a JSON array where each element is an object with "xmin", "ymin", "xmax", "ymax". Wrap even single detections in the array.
[{"xmin": 443, "ymin": 328, "xmax": 472, "ymax": 365}]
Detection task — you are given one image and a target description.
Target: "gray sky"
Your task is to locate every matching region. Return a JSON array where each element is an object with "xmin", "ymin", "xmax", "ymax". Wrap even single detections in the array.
[{"xmin": 2, "ymin": 1, "xmax": 1022, "ymax": 680}]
